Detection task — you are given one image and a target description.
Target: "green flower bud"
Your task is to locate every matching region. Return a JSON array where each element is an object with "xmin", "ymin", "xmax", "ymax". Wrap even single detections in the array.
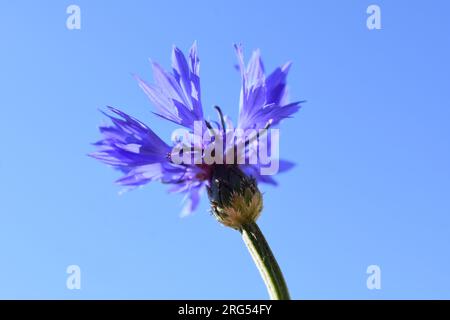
[{"xmin": 207, "ymin": 165, "xmax": 263, "ymax": 229}]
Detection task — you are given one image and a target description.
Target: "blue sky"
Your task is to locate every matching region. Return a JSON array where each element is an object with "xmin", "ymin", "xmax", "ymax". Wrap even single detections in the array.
[{"xmin": 0, "ymin": 0, "xmax": 449, "ymax": 299}]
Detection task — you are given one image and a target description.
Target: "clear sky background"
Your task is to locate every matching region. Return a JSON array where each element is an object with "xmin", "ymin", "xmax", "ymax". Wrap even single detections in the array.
[{"xmin": 1, "ymin": 0, "xmax": 449, "ymax": 299}]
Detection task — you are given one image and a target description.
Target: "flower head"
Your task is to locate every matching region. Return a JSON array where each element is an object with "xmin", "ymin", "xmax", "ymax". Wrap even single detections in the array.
[
  {"xmin": 207, "ymin": 164, "xmax": 263, "ymax": 229},
  {"xmin": 91, "ymin": 42, "xmax": 301, "ymax": 217}
]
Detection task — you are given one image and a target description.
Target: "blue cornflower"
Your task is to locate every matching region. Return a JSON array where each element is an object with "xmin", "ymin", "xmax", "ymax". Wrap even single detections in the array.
[{"xmin": 91, "ymin": 42, "xmax": 301, "ymax": 216}]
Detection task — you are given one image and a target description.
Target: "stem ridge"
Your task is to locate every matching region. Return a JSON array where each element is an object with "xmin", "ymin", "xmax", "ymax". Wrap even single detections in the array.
[{"xmin": 240, "ymin": 222, "xmax": 290, "ymax": 300}]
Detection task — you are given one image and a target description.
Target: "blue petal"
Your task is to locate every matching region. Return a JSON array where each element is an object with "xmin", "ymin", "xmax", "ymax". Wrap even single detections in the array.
[
  {"xmin": 265, "ymin": 62, "xmax": 291, "ymax": 105},
  {"xmin": 180, "ymin": 183, "xmax": 203, "ymax": 217},
  {"xmin": 234, "ymin": 45, "xmax": 301, "ymax": 131},
  {"xmin": 136, "ymin": 42, "xmax": 204, "ymax": 129},
  {"xmin": 90, "ymin": 107, "xmax": 170, "ymax": 173},
  {"xmin": 241, "ymin": 160, "xmax": 295, "ymax": 185}
]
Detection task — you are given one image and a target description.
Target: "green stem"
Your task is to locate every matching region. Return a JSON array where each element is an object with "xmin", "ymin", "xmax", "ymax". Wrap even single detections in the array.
[{"xmin": 240, "ymin": 222, "xmax": 290, "ymax": 300}]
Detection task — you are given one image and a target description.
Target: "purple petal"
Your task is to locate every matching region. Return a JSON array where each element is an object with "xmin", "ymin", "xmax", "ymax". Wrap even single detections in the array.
[
  {"xmin": 136, "ymin": 44, "xmax": 204, "ymax": 129},
  {"xmin": 278, "ymin": 159, "xmax": 296, "ymax": 172},
  {"xmin": 265, "ymin": 62, "xmax": 291, "ymax": 105},
  {"xmin": 250, "ymin": 102, "xmax": 302, "ymax": 128},
  {"xmin": 115, "ymin": 163, "xmax": 165, "ymax": 186},
  {"xmin": 241, "ymin": 160, "xmax": 295, "ymax": 185},
  {"xmin": 241, "ymin": 164, "xmax": 278, "ymax": 185},
  {"xmin": 172, "ymin": 46, "xmax": 192, "ymax": 107},
  {"xmin": 135, "ymin": 75, "xmax": 181, "ymax": 123},
  {"xmin": 188, "ymin": 41, "xmax": 203, "ymax": 119},
  {"xmin": 235, "ymin": 45, "xmax": 301, "ymax": 130},
  {"xmin": 246, "ymin": 49, "xmax": 265, "ymax": 87},
  {"xmin": 180, "ymin": 183, "xmax": 203, "ymax": 217},
  {"xmin": 91, "ymin": 107, "xmax": 171, "ymax": 179}
]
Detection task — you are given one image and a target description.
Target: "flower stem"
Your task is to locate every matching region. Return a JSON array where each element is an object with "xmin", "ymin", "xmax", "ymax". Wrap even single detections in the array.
[{"xmin": 240, "ymin": 222, "xmax": 290, "ymax": 300}]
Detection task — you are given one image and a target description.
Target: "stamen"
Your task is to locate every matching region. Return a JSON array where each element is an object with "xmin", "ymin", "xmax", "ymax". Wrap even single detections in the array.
[
  {"xmin": 204, "ymin": 120, "xmax": 216, "ymax": 138},
  {"xmin": 244, "ymin": 119, "xmax": 272, "ymax": 148},
  {"xmin": 205, "ymin": 120, "xmax": 213, "ymax": 130},
  {"xmin": 214, "ymin": 106, "xmax": 227, "ymax": 132}
]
